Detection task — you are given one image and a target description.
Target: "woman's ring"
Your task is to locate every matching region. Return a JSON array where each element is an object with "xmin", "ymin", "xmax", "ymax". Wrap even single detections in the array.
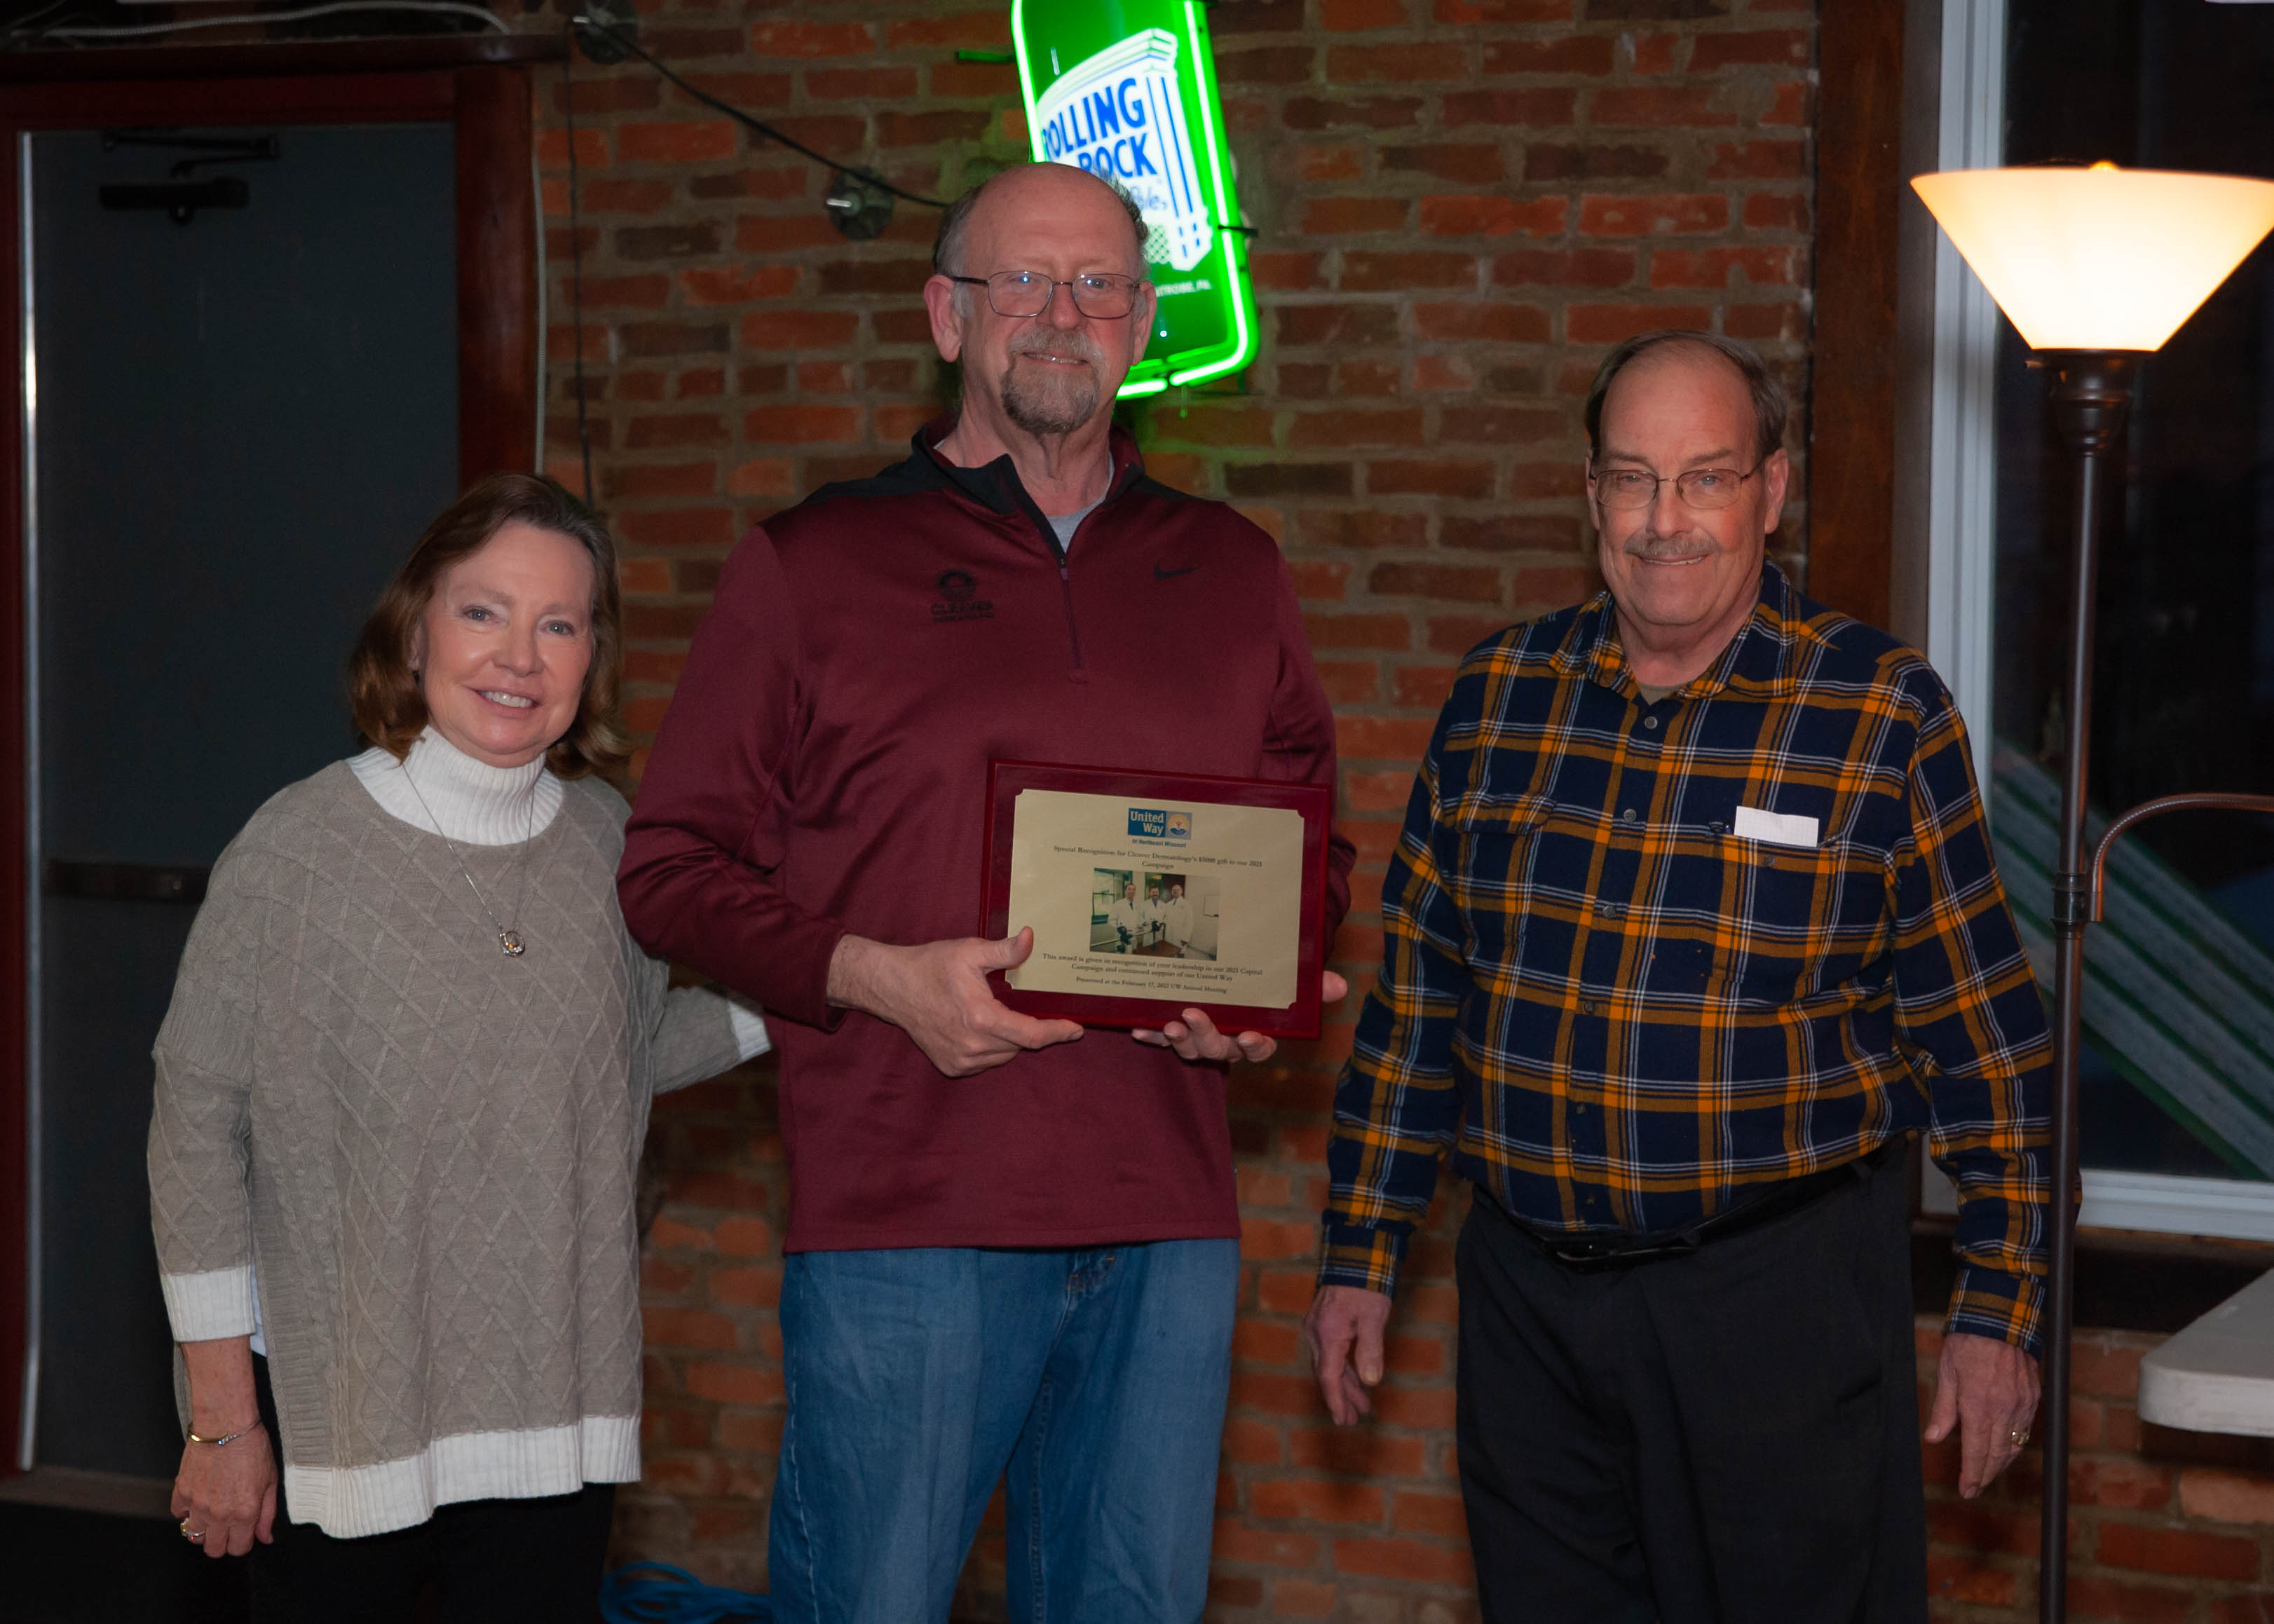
[
  {"xmin": 179, "ymin": 1519, "xmax": 204, "ymax": 1543},
  {"xmin": 2008, "ymin": 1429, "xmax": 2030, "ymax": 1447}
]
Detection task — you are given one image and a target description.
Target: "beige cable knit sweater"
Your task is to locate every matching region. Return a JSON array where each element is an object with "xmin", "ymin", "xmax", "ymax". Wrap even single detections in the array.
[{"xmin": 148, "ymin": 753, "xmax": 756, "ymax": 1537}]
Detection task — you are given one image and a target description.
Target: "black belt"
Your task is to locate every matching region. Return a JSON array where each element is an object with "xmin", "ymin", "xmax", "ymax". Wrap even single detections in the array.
[{"xmin": 1494, "ymin": 1139, "xmax": 1900, "ymax": 1271}]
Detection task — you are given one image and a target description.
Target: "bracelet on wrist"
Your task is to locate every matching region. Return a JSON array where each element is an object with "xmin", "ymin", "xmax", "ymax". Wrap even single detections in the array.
[{"xmin": 186, "ymin": 1421, "xmax": 262, "ymax": 1448}]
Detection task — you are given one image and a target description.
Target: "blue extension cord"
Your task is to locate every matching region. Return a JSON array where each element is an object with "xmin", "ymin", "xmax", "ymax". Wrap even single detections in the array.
[{"xmin": 597, "ymin": 1560, "xmax": 772, "ymax": 1623}]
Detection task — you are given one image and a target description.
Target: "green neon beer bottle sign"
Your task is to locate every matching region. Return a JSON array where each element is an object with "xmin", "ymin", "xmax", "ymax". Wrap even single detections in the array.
[{"xmin": 1010, "ymin": 0, "xmax": 1255, "ymax": 398}]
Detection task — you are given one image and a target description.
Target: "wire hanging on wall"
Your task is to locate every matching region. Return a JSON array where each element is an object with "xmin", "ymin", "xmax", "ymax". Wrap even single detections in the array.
[
  {"xmin": 553, "ymin": 4, "xmax": 959, "ymax": 504},
  {"xmin": 568, "ymin": 8, "xmax": 949, "ymax": 240},
  {"xmin": 562, "ymin": 17, "xmax": 596, "ymax": 507},
  {"xmin": 7, "ymin": 1, "xmax": 508, "ymax": 43}
]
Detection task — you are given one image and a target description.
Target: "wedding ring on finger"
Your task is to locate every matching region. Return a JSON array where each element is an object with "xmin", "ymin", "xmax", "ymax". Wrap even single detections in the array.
[{"xmin": 179, "ymin": 1519, "xmax": 204, "ymax": 1543}]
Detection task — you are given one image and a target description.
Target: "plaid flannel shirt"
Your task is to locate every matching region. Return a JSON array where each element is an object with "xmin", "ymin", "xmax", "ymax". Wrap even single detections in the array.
[{"xmin": 1321, "ymin": 563, "xmax": 2054, "ymax": 1352}]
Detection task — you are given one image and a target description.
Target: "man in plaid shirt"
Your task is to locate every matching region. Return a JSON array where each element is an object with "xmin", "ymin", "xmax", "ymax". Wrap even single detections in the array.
[{"xmin": 1305, "ymin": 332, "xmax": 2050, "ymax": 1621}]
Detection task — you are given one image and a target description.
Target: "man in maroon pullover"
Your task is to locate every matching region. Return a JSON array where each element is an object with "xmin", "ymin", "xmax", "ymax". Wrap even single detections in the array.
[{"xmin": 618, "ymin": 163, "xmax": 1354, "ymax": 1623}]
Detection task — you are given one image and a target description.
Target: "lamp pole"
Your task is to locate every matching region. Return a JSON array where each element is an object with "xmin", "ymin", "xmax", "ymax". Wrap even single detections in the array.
[
  {"xmin": 1912, "ymin": 161, "xmax": 2274, "ymax": 1624},
  {"xmin": 2029, "ymin": 349, "xmax": 2139, "ymax": 1624},
  {"xmin": 2027, "ymin": 360, "xmax": 2274, "ymax": 1623}
]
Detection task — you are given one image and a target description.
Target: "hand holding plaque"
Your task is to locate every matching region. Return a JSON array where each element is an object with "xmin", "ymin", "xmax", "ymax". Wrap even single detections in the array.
[{"xmin": 981, "ymin": 763, "xmax": 1333, "ymax": 1039}]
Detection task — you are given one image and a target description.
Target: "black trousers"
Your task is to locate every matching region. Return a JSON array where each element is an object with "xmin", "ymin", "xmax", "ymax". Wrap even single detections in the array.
[
  {"xmin": 1455, "ymin": 1146, "xmax": 1928, "ymax": 1624},
  {"xmin": 247, "ymin": 1356, "xmax": 615, "ymax": 1624}
]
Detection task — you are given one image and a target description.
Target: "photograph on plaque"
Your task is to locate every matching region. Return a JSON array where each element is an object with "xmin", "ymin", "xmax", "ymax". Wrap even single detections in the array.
[
  {"xmin": 981, "ymin": 762, "xmax": 1330, "ymax": 1038},
  {"xmin": 1088, "ymin": 868, "xmax": 1223, "ymax": 962}
]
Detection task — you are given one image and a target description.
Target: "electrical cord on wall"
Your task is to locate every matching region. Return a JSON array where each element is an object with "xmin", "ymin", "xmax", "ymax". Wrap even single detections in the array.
[
  {"xmin": 11, "ymin": 0, "xmax": 508, "ymax": 42},
  {"xmin": 552, "ymin": 11, "xmax": 960, "ymax": 503},
  {"xmin": 562, "ymin": 15, "xmax": 1258, "ymax": 251},
  {"xmin": 561, "ymin": 19, "xmax": 597, "ymax": 507},
  {"xmin": 4, "ymin": 0, "xmax": 75, "ymax": 36},
  {"xmin": 569, "ymin": 15, "xmax": 948, "ymax": 210}
]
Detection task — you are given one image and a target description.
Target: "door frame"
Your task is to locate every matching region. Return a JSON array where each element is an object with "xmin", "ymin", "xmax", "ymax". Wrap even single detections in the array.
[{"xmin": 0, "ymin": 43, "xmax": 552, "ymax": 1478}]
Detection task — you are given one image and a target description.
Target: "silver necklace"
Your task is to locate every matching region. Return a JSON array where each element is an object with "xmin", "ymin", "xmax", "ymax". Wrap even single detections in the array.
[{"xmin": 400, "ymin": 761, "xmax": 538, "ymax": 958}]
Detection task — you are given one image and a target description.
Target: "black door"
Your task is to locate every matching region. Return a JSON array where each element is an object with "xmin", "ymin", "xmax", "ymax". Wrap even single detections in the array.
[{"xmin": 28, "ymin": 121, "xmax": 458, "ymax": 1478}]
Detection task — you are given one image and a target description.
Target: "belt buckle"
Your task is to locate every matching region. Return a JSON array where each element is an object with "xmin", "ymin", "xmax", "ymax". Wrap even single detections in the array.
[
  {"xmin": 1552, "ymin": 1234, "xmax": 1687, "ymax": 1269},
  {"xmin": 1551, "ymin": 1246, "xmax": 1626, "ymax": 1270}
]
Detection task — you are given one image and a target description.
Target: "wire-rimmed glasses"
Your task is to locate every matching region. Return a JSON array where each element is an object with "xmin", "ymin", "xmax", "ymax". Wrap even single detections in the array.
[
  {"xmin": 946, "ymin": 270, "xmax": 1145, "ymax": 319},
  {"xmin": 1589, "ymin": 463, "xmax": 1765, "ymax": 511}
]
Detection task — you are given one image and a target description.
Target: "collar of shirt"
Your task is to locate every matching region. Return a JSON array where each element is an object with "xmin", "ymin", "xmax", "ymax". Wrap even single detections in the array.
[
  {"xmin": 1556, "ymin": 559, "xmax": 1802, "ymax": 707},
  {"xmin": 912, "ymin": 410, "xmax": 1146, "ymax": 528}
]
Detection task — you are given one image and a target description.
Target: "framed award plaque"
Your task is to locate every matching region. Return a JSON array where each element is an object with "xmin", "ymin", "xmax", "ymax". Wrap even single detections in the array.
[{"xmin": 979, "ymin": 761, "xmax": 1334, "ymax": 1040}]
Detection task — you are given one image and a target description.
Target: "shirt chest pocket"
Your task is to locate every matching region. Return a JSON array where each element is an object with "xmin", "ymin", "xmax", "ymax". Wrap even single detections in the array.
[
  {"xmin": 1441, "ymin": 792, "xmax": 1551, "ymax": 970},
  {"xmin": 1650, "ymin": 829, "xmax": 1883, "ymax": 1004}
]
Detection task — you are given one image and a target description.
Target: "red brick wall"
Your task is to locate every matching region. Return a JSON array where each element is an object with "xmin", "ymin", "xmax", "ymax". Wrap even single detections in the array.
[
  {"xmin": 522, "ymin": 3, "xmax": 2274, "ymax": 1619},
  {"xmin": 1919, "ymin": 1324, "xmax": 2274, "ymax": 1622}
]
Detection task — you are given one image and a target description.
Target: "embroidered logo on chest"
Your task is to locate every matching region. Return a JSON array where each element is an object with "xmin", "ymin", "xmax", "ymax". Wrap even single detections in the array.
[{"xmin": 931, "ymin": 568, "xmax": 995, "ymax": 622}]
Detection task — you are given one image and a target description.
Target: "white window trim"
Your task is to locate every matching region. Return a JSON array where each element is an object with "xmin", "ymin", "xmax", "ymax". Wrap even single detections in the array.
[
  {"xmin": 2079, "ymin": 1171, "xmax": 2274, "ymax": 1243},
  {"xmin": 1911, "ymin": 0, "xmax": 2274, "ymax": 1244},
  {"xmin": 1921, "ymin": 0, "xmax": 2003, "ymax": 793},
  {"xmin": 1922, "ymin": 1167, "xmax": 2274, "ymax": 1242}
]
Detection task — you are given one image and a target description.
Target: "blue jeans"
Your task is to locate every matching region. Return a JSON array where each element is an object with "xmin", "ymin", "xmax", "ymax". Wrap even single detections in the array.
[{"xmin": 765, "ymin": 1239, "xmax": 1239, "ymax": 1624}]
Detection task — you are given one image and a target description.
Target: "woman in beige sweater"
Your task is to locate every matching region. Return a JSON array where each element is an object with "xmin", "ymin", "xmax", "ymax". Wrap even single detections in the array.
[{"xmin": 149, "ymin": 475, "xmax": 766, "ymax": 1623}]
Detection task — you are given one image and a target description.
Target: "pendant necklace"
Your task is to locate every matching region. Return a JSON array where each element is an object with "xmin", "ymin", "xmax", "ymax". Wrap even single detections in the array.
[{"xmin": 400, "ymin": 761, "xmax": 537, "ymax": 958}]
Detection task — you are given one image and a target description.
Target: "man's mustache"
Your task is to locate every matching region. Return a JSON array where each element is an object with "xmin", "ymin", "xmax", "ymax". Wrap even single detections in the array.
[
  {"xmin": 1621, "ymin": 530, "xmax": 1714, "ymax": 560},
  {"xmin": 1007, "ymin": 332, "xmax": 1103, "ymax": 368}
]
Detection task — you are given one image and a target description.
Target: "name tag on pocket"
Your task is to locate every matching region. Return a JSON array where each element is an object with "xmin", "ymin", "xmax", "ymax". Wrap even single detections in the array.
[{"xmin": 1733, "ymin": 805, "xmax": 1819, "ymax": 848}]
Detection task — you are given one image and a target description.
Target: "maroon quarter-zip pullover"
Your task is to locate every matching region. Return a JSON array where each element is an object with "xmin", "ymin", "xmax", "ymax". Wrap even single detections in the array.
[{"xmin": 618, "ymin": 418, "xmax": 1356, "ymax": 1253}]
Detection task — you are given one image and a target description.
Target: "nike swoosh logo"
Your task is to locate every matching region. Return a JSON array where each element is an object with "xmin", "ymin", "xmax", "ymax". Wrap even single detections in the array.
[{"xmin": 1154, "ymin": 564, "xmax": 1200, "ymax": 580}]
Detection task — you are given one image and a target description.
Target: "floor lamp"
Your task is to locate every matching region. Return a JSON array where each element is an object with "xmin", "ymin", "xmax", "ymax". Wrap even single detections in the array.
[{"xmin": 1912, "ymin": 164, "xmax": 2274, "ymax": 1624}]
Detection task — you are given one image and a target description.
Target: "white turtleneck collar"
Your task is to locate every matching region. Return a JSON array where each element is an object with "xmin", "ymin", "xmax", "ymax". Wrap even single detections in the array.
[{"xmin": 349, "ymin": 728, "xmax": 564, "ymax": 847}]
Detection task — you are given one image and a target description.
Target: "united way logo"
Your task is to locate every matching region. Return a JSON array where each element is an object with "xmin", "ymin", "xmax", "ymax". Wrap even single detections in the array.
[
  {"xmin": 1034, "ymin": 29, "xmax": 1212, "ymax": 272},
  {"xmin": 1129, "ymin": 807, "xmax": 1193, "ymax": 842},
  {"xmin": 931, "ymin": 568, "xmax": 993, "ymax": 622}
]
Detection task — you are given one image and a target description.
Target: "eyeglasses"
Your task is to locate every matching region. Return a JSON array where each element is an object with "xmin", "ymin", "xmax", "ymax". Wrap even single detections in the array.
[
  {"xmin": 1589, "ymin": 463, "xmax": 1764, "ymax": 512},
  {"xmin": 946, "ymin": 270, "xmax": 1144, "ymax": 320}
]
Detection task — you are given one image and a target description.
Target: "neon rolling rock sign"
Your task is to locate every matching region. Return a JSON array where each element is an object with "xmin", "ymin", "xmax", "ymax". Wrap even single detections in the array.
[{"xmin": 1012, "ymin": 0, "xmax": 1255, "ymax": 397}]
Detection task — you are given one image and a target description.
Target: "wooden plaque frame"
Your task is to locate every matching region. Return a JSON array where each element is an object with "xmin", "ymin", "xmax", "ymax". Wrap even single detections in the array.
[{"xmin": 981, "ymin": 760, "xmax": 1333, "ymax": 1040}]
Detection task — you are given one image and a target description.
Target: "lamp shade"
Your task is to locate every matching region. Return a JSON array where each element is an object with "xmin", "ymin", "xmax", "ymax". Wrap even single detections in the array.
[{"xmin": 1912, "ymin": 165, "xmax": 2274, "ymax": 351}]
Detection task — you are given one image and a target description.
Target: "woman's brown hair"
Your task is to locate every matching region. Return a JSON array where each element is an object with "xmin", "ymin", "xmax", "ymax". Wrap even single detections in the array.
[{"xmin": 348, "ymin": 473, "xmax": 627, "ymax": 779}]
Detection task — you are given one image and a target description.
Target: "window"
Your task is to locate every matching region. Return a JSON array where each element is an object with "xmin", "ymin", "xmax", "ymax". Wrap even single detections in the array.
[{"xmin": 1919, "ymin": 0, "xmax": 2274, "ymax": 1240}]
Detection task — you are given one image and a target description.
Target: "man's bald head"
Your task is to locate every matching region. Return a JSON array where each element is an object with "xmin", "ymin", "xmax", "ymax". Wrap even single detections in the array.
[
  {"xmin": 1583, "ymin": 330, "xmax": 1788, "ymax": 467},
  {"xmin": 932, "ymin": 163, "xmax": 1148, "ymax": 282}
]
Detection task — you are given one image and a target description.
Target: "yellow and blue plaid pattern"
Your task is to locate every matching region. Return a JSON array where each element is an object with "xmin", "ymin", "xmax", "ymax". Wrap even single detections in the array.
[{"xmin": 1321, "ymin": 564, "xmax": 2054, "ymax": 1351}]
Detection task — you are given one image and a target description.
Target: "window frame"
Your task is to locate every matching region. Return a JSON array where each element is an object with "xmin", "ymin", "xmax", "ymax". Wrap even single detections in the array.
[{"xmin": 1898, "ymin": 0, "xmax": 2274, "ymax": 1243}]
